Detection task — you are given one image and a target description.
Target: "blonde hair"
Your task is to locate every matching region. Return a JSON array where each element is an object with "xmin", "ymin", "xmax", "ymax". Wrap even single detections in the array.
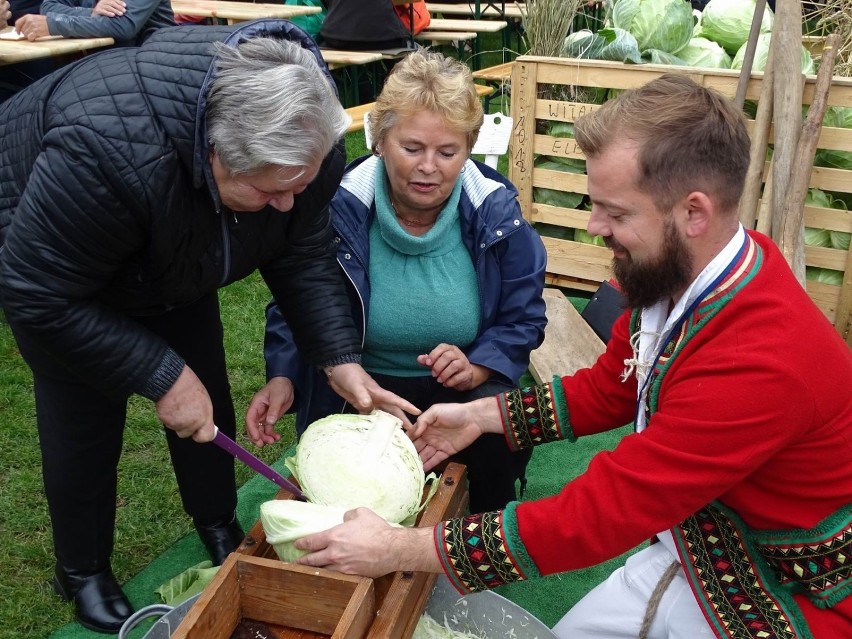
[
  {"xmin": 369, "ymin": 48, "xmax": 484, "ymax": 153},
  {"xmin": 574, "ymin": 74, "xmax": 750, "ymax": 214}
]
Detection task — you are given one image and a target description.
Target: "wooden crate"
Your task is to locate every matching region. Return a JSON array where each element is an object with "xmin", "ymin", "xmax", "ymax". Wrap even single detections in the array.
[
  {"xmin": 507, "ymin": 55, "xmax": 852, "ymax": 343},
  {"xmin": 237, "ymin": 462, "xmax": 469, "ymax": 639},
  {"xmin": 171, "ymin": 553, "xmax": 374, "ymax": 639}
]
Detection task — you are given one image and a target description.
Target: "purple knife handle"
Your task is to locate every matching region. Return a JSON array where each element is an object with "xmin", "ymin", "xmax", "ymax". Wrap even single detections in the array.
[{"xmin": 212, "ymin": 427, "xmax": 307, "ymax": 501}]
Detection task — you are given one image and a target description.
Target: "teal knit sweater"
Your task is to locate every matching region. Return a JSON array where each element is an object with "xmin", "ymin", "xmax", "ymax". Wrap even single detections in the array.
[{"xmin": 363, "ymin": 163, "xmax": 480, "ymax": 376}]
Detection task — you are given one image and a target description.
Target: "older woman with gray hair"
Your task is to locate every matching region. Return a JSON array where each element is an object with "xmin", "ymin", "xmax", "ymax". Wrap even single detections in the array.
[
  {"xmin": 0, "ymin": 20, "xmax": 415, "ymax": 633},
  {"xmin": 252, "ymin": 49, "xmax": 548, "ymax": 516}
]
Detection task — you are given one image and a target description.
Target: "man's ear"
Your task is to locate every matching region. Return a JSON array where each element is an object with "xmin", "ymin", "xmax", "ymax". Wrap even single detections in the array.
[{"xmin": 682, "ymin": 191, "xmax": 713, "ymax": 238}]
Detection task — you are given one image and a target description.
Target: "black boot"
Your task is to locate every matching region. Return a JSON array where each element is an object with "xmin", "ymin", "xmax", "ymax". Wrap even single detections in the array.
[
  {"xmin": 53, "ymin": 563, "xmax": 133, "ymax": 634},
  {"xmin": 194, "ymin": 514, "xmax": 244, "ymax": 566}
]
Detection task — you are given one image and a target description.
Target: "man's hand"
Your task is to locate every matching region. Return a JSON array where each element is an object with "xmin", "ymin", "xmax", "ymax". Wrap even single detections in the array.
[
  {"xmin": 295, "ymin": 507, "xmax": 439, "ymax": 577},
  {"xmin": 245, "ymin": 376, "xmax": 295, "ymax": 446},
  {"xmin": 416, "ymin": 343, "xmax": 491, "ymax": 391},
  {"xmin": 155, "ymin": 366, "xmax": 216, "ymax": 443},
  {"xmin": 92, "ymin": 0, "xmax": 126, "ymax": 17},
  {"xmin": 15, "ymin": 14, "xmax": 50, "ymax": 40},
  {"xmin": 326, "ymin": 363, "xmax": 421, "ymax": 426},
  {"xmin": 1, "ymin": 1, "xmax": 11, "ymax": 29},
  {"xmin": 410, "ymin": 397, "xmax": 502, "ymax": 471}
]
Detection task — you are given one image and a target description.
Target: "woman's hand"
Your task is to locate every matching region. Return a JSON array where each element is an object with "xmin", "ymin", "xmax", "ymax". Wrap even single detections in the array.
[
  {"xmin": 295, "ymin": 507, "xmax": 438, "ymax": 578},
  {"xmin": 1, "ymin": 1, "xmax": 11, "ymax": 29},
  {"xmin": 15, "ymin": 14, "xmax": 49, "ymax": 40},
  {"xmin": 326, "ymin": 363, "xmax": 420, "ymax": 426},
  {"xmin": 417, "ymin": 343, "xmax": 491, "ymax": 391},
  {"xmin": 409, "ymin": 397, "xmax": 502, "ymax": 471},
  {"xmin": 155, "ymin": 366, "xmax": 216, "ymax": 443},
  {"xmin": 92, "ymin": 0, "xmax": 126, "ymax": 17},
  {"xmin": 245, "ymin": 376, "xmax": 295, "ymax": 446}
]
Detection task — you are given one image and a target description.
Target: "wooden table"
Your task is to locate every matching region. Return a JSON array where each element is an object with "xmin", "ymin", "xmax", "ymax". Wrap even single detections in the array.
[
  {"xmin": 321, "ymin": 49, "xmax": 383, "ymax": 71},
  {"xmin": 0, "ymin": 27, "xmax": 114, "ymax": 65},
  {"xmin": 170, "ymin": 0, "xmax": 321, "ymax": 23}
]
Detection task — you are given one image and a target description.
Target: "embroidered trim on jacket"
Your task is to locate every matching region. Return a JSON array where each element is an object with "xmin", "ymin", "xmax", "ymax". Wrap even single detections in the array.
[
  {"xmin": 674, "ymin": 503, "xmax": 812, "ymax": 639},
  {"xmin": 756, "ymin": 504, "xmax": 852, "ymax": 609},
  {"xmin": 436, "ymin": 507, "xmax": 531, "ymax": 593},
  {"xmin": 498, "ymin": 382, "xmax": 565, "ymax": 450}
]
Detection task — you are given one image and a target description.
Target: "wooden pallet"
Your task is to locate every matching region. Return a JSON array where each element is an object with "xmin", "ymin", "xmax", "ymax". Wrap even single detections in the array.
[{"xmin": 506, "ymin": 56, "xmax": 852, "ymax": 343}]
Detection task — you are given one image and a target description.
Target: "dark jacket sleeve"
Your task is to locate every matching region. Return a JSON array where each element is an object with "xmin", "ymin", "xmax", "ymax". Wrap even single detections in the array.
[
  {"xmin": 40, "ymin": 0, "xmax": 96, "ymax": 17},
  {"xmin": 259, "ymin": 140, "xmax": 360, "ymax": 369},
  {"xmin": 465, "ymin": 190, "xmax": 547, "ymax": 385},
  {"xmin": 0, "ymin": 126, "xmax": 184, "ymax": 401},
  {"xmin": 45, "ymin": 0, "xmax": 172, "ymax": 41}
]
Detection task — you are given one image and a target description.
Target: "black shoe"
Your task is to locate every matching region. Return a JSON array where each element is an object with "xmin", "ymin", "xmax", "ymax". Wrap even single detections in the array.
[
  {"xmin": 195, "ymin": 515, "xmax": 245, "ymax": 566},
  {"xmin": 53, "ymin": 563, "xmax": 133, "ymax": 634}
]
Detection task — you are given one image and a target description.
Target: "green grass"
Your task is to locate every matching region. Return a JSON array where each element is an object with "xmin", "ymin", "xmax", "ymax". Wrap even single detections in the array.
[{"xmin": 0, "ymin": 274, "xmax": 295, "ymax": 639}]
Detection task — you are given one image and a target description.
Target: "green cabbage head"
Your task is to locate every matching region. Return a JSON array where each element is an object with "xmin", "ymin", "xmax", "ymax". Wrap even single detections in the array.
[
  {"xmin": 732, "ymin": 33, "xmax": 814, "ymax": 75},
  {"xmin": 285, "ymin": 410, "xmax": 434, "ymax": 525},
  {"xmin": 677, "ymin": 37, "xmax": 732, "ymax": 69},
  {"xmin": 698, "ymin": 0, "xmax": 773, "ymax": 55},
  {"xmin": 611, "ymin": 0, "xmax": 694, "ymax": 55}
]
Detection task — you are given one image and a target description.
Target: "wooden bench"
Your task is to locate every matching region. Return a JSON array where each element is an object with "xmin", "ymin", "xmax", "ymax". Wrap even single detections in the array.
[
  {"xmin": 472, "ymin": 61, "xmax": 514, "ymax": 110},
  {"xmin": 426, "ymin": 2, "xmax": 524, "ymax": 20},
  {"xmin": 344, "ymin": 83, "xmax": 495, "ymax": 134},
  {"xmin": 321, "ymin": 50, "xmax": 386, "ymax": 107},
  {"xmin": 529, "ymin": 288, "xmax": 605, "ymax": 383}
]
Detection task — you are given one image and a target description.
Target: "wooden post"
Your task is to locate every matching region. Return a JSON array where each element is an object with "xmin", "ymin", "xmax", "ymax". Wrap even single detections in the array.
[
  {"xmin": 738, "ymin": 38, "xmax": 775, "ymax": 229},
  {"xmin": 734, "ymin": 0, "xmax": 767, "ymax": 111},
  {"xmin": 778, "ymin": 34, "xmax": 841, "ymax": 282},
  {"xmin": 770, "ymin": 0, "xmax": 804, "ymax": 260}
]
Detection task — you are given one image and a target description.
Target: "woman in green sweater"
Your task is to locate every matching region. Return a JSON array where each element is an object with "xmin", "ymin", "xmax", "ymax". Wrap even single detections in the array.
[{"xmin": 250, "ymin": 49, "xmax": 548, "ymax": 514}]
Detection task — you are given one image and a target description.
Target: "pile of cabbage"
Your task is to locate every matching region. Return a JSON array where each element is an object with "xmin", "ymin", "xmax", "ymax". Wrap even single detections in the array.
[
  {"xmin": 563, "ymin": 0, "xmax": 814, "ymax": 74},
  {"xmin": 804, "ymin": 187, "xmax": 851, "ymax": 286},
  {"xmin": 260, "ymin": 410, "xmax": 436, "ymax": 563}
]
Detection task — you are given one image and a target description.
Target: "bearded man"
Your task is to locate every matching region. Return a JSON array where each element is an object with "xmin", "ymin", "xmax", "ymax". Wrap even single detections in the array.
[{"xmin": 287, "ymin": 74, "xmax": 852, "ymax": 639}]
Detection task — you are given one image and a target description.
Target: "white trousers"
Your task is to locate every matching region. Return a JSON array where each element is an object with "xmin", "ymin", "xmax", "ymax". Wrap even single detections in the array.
[{"xmin": 552, "ymin": 543, "xmax": 716, "ymax": 639}]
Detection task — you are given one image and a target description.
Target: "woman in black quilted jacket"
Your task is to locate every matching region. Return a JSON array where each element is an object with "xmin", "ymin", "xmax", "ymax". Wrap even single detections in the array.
[{"xmin": 0, "ymin": 20, "xmax": 414, "ymax": 633}]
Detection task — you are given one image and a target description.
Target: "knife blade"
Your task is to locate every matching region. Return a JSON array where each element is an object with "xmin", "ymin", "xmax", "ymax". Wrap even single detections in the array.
[{"xmin": 211, "ymin": 426, "xmax": 307, "ymax": 501}]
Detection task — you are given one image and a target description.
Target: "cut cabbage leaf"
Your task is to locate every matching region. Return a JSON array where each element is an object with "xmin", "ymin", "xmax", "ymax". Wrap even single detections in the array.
[{"xmin": 260, "ymin": 500, "xmax": 349, "ymax": 562}]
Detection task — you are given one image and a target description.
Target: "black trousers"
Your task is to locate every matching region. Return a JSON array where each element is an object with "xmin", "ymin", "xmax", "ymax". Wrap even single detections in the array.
[
  {"xmin": 8, "ymin": 292, "xmax": 238, "ymax": 571},
  {"xmin": 368, "ymin": 372, "xmax": 533, "ymax": 515}
]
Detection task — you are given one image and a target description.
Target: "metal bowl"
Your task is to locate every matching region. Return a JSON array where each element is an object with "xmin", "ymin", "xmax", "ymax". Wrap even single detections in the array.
[{"xmin": 423, "ymin": 575, "xmax": 557, "ymax": 638}]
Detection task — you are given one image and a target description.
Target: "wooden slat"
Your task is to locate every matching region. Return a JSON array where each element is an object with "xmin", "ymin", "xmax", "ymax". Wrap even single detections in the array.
[
  {"xmin": 529, "ymin": 288, "xmax": 605, "ymax": 383},
  {"xmin": 426, "ymin": 3, "xmax": 524, "ymax": 19},
  {"xmin": 321, "ymin": 49, "xmax": 383, "ymax": 70},
  {"xmin": 170, "ymin": 0, "xmax": 321, "ymax": 21},
  {"xmin": 472, "ymin": 61, "xmax": 514, "ymax": 82},
  {"xmin": 415, "ymin": 30, "xmax": 477, "ymax": 43},
  {"xmin": 0, "ymin": 28, "xmax": 113, "ymax": 65},
  {"xmin": 428, "ymin": 17, "xmax": 508, "ymax": 32},
  {"xmin": 509, "ymin": 59, "xmax": 538, "ymax": 223}
]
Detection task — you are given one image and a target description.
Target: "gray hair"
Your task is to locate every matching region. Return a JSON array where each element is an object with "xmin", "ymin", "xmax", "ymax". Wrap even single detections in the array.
[{"xmin": 206, "ymin": 38, "xmax": 351, "ymax": 175}]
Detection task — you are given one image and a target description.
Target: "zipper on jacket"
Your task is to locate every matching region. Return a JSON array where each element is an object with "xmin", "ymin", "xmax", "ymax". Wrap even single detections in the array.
[{"xmin": 218, "ymin": 205, "xmax": 232, "ymax": 287}]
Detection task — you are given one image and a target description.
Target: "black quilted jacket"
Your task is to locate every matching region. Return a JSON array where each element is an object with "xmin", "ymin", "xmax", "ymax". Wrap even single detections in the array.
[{"xmin": 0, "ymin": 20, "xmax": 359, "ymax": 401}]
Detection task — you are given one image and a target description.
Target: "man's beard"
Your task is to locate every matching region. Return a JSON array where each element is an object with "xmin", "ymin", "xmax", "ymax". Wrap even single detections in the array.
[{"xmin": 609, "ymin": 219, "xmax": 694, "ymax": 309}]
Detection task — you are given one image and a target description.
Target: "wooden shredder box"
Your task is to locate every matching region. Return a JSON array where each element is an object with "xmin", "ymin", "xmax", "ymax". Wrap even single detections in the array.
[{"xmin": 170, "ymin": 462, "xmax": 468, "ymax": 639}]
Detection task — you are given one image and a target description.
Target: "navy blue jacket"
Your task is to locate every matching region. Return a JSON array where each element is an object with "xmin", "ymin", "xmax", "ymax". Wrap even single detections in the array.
[{"xmin": 265, "ymin": 154, "xmax": 548, "ymax": 434}]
